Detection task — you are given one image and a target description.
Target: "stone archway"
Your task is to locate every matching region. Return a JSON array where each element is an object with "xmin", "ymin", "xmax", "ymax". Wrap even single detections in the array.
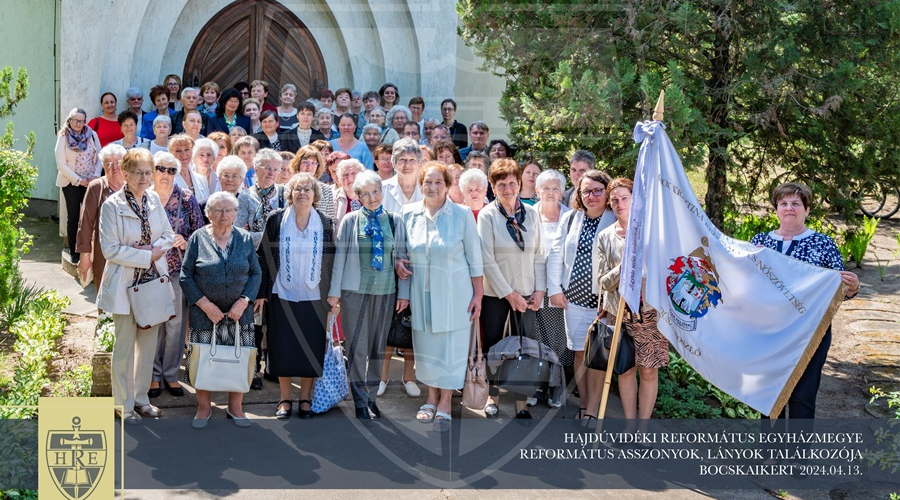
[{"xmin": 183, "ymin": 0, "xmax": 328, "ymax": 105}]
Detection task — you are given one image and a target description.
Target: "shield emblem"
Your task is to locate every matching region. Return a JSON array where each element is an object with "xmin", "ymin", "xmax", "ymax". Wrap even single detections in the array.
[
  {"xmin": 46, "ymin": 428, "xmax": 107, "ymax": 500},
  {"xmin": 669, "ymin": 270, "xmax": 709, "ymax": 317}
]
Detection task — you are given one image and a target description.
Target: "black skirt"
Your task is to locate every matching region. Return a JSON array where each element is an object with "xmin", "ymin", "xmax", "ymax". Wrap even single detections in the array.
[{"xmin": 266, "ymin": 294, "xmax": 327, "ymax": 378}]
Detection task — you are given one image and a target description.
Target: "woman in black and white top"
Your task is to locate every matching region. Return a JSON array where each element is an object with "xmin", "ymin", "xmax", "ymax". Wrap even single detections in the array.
[{"xmin": 546, "ymin": 169, "xmax": 615, "ymax": 419}]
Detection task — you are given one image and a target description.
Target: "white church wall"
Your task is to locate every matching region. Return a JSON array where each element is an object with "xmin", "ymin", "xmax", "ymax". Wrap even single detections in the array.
[{"xmin": 48, "ymin": 0, "xmax": 504, "ymax": 200}]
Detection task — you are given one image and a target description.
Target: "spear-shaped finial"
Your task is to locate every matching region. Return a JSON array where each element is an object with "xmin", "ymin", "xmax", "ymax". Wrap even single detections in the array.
[{"xmin": 652, "ymin": 90, "xmax": 665, "ymax": 122}]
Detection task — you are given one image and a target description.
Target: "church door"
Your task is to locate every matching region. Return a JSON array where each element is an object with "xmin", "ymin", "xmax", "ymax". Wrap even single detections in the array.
[{"xmin": 183, "ymin": 0, "xmax": 328, "ymax": 105}]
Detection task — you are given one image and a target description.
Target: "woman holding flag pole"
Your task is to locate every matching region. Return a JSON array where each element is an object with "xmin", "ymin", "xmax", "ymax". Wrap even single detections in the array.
[{"xmin": 593, "ymin": 177, "xmax": 670, "ymax": 429}]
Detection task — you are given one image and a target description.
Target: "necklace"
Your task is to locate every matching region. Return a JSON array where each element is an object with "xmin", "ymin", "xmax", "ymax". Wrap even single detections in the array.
[{"xmin": 295, "ymin": 213, "xmax": 311, "ymax": 238}]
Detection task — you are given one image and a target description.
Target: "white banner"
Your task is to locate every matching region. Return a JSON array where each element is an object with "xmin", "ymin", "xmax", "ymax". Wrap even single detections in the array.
[{"xmin": 620, "ymin": 120, "xmax": 843, "ymax": 417}]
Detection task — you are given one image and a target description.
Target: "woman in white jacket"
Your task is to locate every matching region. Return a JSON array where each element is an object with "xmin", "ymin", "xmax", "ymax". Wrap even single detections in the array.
[
  {"xmin": 546, "ymin": 169, "xmax": 615, "ymax": 418},
  {"xmin": 97, "ymin": 148, "xmax": 174, "ymax": 424},
  {"xmin": 56, "ymin": 108, "xmax": 102, "ymax": 262}
]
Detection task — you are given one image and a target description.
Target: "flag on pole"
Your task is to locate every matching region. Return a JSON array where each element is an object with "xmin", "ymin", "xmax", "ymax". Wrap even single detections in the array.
[{"xmin": 619, "ymin": 120, "xmax": 844, "ymax": 417}]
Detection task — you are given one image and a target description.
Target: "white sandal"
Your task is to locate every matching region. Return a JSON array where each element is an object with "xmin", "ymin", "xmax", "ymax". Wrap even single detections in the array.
[
  {"xmin": 416, "ymin": 404, "xmax": 436, "ymax": 423},
  {"xmin": 433, "ymin": 411, "xmax": 451, "ymax": 432}
]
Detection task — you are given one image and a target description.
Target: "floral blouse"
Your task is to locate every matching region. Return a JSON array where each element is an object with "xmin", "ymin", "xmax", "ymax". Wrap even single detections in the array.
[{"xmin": 163, "ymin": 184, "xmax": 204, "ymax": 274}]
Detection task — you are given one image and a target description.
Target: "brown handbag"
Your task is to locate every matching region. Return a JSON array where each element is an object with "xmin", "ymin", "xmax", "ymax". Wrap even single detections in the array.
[{"xmin": 462, "ymin": 320, "xmax": 489, "ymax": 410}]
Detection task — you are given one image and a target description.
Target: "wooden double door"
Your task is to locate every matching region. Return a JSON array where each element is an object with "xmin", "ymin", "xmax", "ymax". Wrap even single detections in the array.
[{"xmin": 183, "ymin": 0, "xmax": 328, "ymax": 105}]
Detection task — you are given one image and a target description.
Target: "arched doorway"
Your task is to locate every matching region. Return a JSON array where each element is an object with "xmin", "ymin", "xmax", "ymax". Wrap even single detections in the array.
[{"xmin": 183, "ymin": 0, "xmax": 328, "ymax": 106}]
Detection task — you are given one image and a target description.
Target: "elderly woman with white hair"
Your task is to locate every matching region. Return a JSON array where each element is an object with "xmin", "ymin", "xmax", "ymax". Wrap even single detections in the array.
[
  {"xmin": 235, "ymin": 148, "xmax": 285, "ymax": 248},
  {"xmin": 76, "ymin": 144, "xmax": 126, "ymax": 291},
  {"xmin": 314, "ymin": 107, "xmax": 338, "ymax": 141},
  {"xmin": 532, "ymin": 168, "xmax": 574, "ymax": 406},
  {"xmin": 328, "ymin": 170, "xmax": 410, "ymax": 419},
  {"xmin": 181, "ymin": 190, "xmax": 261, "ymax": 428},
  {"xmin": 332, "ymin": 158, "xmax": 366, "ymax": 226},
  {"xmin": 457, "ymin": 167, "xmax": 489, "ymax": 221},
  {"xmin": 386, "ymin": 105, "xmax": 412, "ymax": 142},
  {"xmin": 361, "ymin": 122, "xmax": 382, "ymax": 158},
  {"xmin": 147, "ymin": 151, "xmax": 205, "ymax": 399},
  {"xmin": 234, "ymin": 148, "xmax": 285, "ymax": 388},
  {"xmin": 216, "ymin": 155, "xmax": 247, "ymax": 197},
  {"xmin": 192, "ymin": 138, "xmax": 221, "ymax": 197},
  {"xmin": 149, "ymin": 115, "xmax": 172, "ymax": 154}
]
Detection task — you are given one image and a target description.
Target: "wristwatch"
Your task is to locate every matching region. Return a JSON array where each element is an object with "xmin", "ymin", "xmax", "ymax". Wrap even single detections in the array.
[{"xmin": 241, "ymin": 295, "xmax": 252, "ymax": 304}]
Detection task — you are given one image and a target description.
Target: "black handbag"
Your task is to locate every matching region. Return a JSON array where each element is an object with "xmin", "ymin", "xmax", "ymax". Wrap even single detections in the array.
[
  {"xmin": 494, "ymin": 312, "xmax": 551, "ymax": 396},
  {"xmin": 584, "ymin": 305, "xmax": 635, "ymax": 375},
  {"xmin": 386, "ymin": 308, "xmax": 413, "ymax": 349}
]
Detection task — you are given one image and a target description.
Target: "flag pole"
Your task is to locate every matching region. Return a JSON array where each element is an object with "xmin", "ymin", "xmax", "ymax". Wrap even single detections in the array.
[
  {"xmin": 597, "ymin": 297, "xmax": 627, "ymax": 422},
  {"xmin": 595, "ymin": 89, "xmax": 665, "ymax": 426}
]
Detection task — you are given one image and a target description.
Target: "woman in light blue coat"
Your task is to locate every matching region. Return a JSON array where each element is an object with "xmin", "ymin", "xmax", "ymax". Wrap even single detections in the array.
[{"xmin": 399, "ymin": 161, "xmax": 483, "ymax": 429}]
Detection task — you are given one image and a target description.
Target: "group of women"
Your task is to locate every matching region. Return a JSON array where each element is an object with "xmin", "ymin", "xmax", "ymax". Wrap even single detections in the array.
[{"xmin": 61, "ymin": 79, "xmax": 858, "ymax": 429}]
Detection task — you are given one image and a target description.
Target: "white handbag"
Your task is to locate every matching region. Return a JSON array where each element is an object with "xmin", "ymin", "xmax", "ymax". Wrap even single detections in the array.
[
  {"xmin": 188, "ymin": 321, "xmax": 257, "ymax": 393},
  {"xmin": 126, "ymin": 261, "xmax": 176, "ymax": 330}
]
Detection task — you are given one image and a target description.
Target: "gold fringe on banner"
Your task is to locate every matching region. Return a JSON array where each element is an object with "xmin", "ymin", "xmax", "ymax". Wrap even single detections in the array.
[{"xmin": 768, "ymin": 283, "xmax": 845, "ymax": 419}]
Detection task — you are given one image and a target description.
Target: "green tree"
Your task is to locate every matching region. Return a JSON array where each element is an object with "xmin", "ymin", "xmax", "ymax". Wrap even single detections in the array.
[
  {"xmin": 458, "ymin": 0, "xmax": 900, "ymax": 225},
  {"xmin": 0, "ymin": 66, "xmax": 36, "ymax": 306}
]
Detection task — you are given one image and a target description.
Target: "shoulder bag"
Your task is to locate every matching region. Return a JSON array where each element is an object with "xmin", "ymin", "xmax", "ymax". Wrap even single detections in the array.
[
  {"xmin": 127, "ymin": 260, "xmax": 176, "ymax": 330},
  {"xmin": 584, "ymin": 301, "xmax": 635, "ymax": 374}
]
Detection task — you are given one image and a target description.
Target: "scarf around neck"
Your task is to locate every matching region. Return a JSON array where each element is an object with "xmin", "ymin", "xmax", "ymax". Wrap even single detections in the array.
[
  {"xmin": 498, "ymin": 199, "xmax": 527, "ymax": 251},
  {"xmin": 124, "ymin": 185, "xmax": 161, "ymax": 284},
  {"xmin": 361, "ymin": 206, "xmax": 385, "ymax": 271},
  {"xmin": 65, "ymin": 124, "xmax": 93, "ymax": 152}
]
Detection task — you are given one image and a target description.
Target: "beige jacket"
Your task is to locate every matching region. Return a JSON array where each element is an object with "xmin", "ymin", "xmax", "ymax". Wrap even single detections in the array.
[
  {"xmin": 55, "ymin": 132, "xmax": 102, "ymax": 188},
  {"xmin": 96, "ymin": 189, "xmax": 175, "ymax": 315},
  {"xmin": 477, "ymin": 201, "xmax": 546, "ymax": 298},
  {"xmin": 596, "ymin": 223, "xmax": 625, "ymax": 317}
]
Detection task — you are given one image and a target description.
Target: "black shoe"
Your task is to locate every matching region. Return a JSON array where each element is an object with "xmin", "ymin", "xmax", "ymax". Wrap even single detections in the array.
[
  {"xmin": 297, "ymin": 399, "xmax": 315, "ymax": 419},
  {"xmin": 275, "ymin": 400, "xmax": 292, "ymax": 419},
  {"xmin": 148, "ymin": 385, "xmax": 161, "ymax": 398},
  {"xmin": 572, "ymin": 387, "xmax": 580, "ymax": 398},
  {"xmin": 356, "ymin": 407, "xmax": 374, "ymax": 420},
  {"xmin": 250, "ymin": 375, "xmax": 263, "ymax": 390},
  {"xmin": 367, "ymin": 402, "xmax": 382, "ymax": 419},
  {"xmin": 515, "ymin": 410, "xmax": 533, "ymax": 419},
  {"xmin": 163, "ymin": 380, "xmax": 184, "ymax": 397}
]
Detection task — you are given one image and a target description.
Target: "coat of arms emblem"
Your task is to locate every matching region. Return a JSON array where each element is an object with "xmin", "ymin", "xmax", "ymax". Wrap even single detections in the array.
[{"xmin": 46, "ymin": 416, "xmax": 107, "ymax": 499}]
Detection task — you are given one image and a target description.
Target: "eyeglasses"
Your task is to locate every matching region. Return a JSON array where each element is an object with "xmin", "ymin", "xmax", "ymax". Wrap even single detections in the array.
[
  {"xmin": 209, "ymin": 208, "xmax": 236, "ymax": 216},
  {"xmin": 155, "ymin": 165, "xmax": 178, "ymax": 175},
  {"xmin": 358, "ymin": 190, "xmax": 381, "ymax": 199},
  {"xmin": 166, "ymin": 82, "xmax": 179, "ymax": 87},
  {"xmin": 299, "ymin": 159, "xmax": 318, "ymax": 168},
  {"xmin": 777, "ymin": 201, "xmax": 805, "ymax": 210},
  {"xmin": 580, "ymin": 188, "xmax": 606, "ymax": 198},
  {"xmin": 70, "ymin": 119, "xmax": 85, "ymax": 125},
  {"xmin": 103, "ymin": 160, "xmax": 121, "ymax": 168},
  {"xmin": 294, "ymin": 186, "xmax": 315, "ymax": 194},
  {"xmin": 219, "ymin": 173, "xmax": 242, "ymax": 181},
  {"xmin": 129, "ymin": 170, "xmax": 154, "ymax": 178}
]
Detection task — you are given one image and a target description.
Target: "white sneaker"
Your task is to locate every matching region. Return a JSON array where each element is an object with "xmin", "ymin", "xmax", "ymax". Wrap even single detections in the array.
[
  {"xmin": 403, "ymin": 380, "xmax": 421, "ymax": 397},
  {"xmin": 547, "ymin": 398, "xmax": 563, "ymax": 409},
  {"xmin": 526, "ymin": 397, "xmax": 538, "ymax": 407},
  {"xmin": 377, "ymin": 380, "xmax": 388, "ymax": 396}
]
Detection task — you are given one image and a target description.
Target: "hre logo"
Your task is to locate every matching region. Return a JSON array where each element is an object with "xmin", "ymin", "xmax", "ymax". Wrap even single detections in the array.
[{"xmin": 46, "ymin": 416, "xmax": 107, "ymax": 500}]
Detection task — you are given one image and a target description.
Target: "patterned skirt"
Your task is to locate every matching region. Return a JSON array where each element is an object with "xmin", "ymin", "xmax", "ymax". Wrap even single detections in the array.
[
  {"xmin": 183, "ymin": 321, "xmax": 256, "ymax": 384},
  {"xmin": 535, "ymin": 296, "xmax": 575, "ymax": 366},
  {"xmin": 624, "ymin": 305, "xmax": 670, "ymax": 369}
]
